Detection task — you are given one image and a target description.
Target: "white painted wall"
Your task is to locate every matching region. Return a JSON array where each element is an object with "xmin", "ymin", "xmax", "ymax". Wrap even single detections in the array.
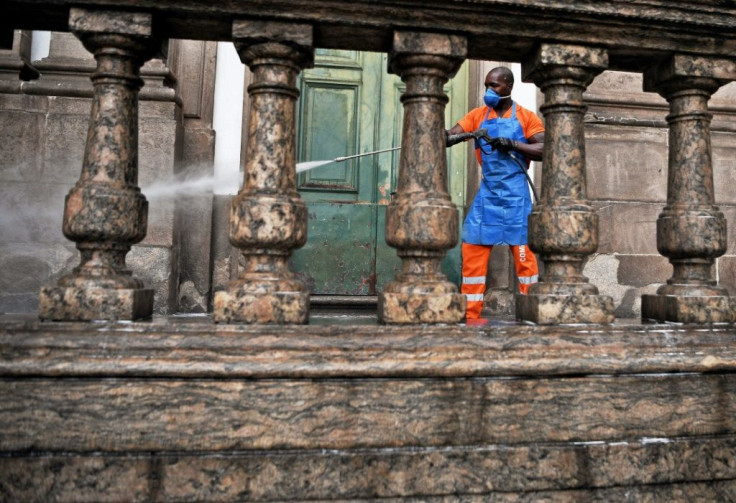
[
  {"xmin": 510, "ymin": 63, "xmax": 538, "ymax": 113},
  {"xmin": 212, "ymin": 42, "xmax": 245, "ymax": 195},
  {"xmin": 31, "ymin": 31, "xmax": 51, "ymax": 62}
]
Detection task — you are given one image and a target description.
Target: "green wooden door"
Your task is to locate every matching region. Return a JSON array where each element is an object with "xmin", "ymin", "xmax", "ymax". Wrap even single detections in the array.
[{"xmin": 290, "ymin": 50, "xmax": 467, "ymax": 297}]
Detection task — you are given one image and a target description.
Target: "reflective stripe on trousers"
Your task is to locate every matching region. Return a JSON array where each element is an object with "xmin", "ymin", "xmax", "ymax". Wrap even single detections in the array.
[{"xmin": 461, "ymin": 242, "xmax": 539, "ymax": 319}]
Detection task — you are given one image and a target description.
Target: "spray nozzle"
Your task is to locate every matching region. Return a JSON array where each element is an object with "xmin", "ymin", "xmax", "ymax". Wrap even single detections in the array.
[{"xmin": 446, "ymin": 128, "xmax": 488, "ymax": 147}]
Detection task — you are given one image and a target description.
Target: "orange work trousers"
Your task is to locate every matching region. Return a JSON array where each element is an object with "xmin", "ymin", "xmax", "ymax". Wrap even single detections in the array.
[{"xmin": 461, "ymin": 242, "xmax": 539, "ymax": 319}]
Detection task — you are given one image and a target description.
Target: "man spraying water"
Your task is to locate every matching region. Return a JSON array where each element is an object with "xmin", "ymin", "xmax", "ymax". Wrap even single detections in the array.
[{"xmin": 446, "ymin": 66, "xmax": 545, "ymax": 320}]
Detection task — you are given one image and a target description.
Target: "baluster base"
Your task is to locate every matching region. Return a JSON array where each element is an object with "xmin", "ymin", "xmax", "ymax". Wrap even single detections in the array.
[
  {"xmin": 38, "ymin": 286, "xmax": 153, "ymax": 321},
  {"xmin": 516, "ymin": 293, "xmax": 614, "ymax": 325},
  {"xmin": 378, "ymin": 287, "xmax": 465, "ymax": 325},
  {"xmin": 214, "ymin": 284, "xmax": 309, "ymax": 324},
  {"xmin": 641, "ymin": 294, "xmax": 735, "ymax": 324}
]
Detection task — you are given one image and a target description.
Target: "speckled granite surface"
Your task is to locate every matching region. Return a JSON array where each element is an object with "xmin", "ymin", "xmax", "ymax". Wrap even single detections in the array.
[
  {"xmin": 640, "ymin": 54, "xmax": 736, "ymax": 324},
  {"xmin": 378, "ymin": 32, "xmax": 466, "ymax": 325},
  {"xmin": 1, "ymin": 315, "xmax": 735, "ymax": 501},
  {"xmin": 36, "ymin": 9, "xmax": 156, "ymax": 322},
  {"xmin": 517, "ymin": 44, "xmax": 614, "ymax": 325},
  {"xmin": 213, "ymin": 21, "xmax": 313, "ymax": 325}
]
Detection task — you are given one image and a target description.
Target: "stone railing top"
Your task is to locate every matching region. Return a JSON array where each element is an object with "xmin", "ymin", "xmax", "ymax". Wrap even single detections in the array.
[{"xmin": 3, "ymin": 0, "xmax": 736, "ymax": 71}]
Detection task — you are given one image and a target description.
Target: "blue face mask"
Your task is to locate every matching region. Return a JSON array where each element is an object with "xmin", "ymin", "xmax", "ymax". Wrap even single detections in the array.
[{"xmin": 483, "ymin": 88, "xmax": 510, "ymax": 108}]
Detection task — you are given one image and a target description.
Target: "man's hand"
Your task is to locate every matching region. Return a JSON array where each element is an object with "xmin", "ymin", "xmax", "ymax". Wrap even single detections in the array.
[{"xmin": 489, "ymin": 137, "xmax": 517, "ymax": 153}]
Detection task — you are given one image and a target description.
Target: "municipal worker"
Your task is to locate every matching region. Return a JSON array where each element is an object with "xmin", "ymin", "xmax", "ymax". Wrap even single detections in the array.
[{"xmin": 446, "ymin": 66, "xmax": 544, "ymax": 320}]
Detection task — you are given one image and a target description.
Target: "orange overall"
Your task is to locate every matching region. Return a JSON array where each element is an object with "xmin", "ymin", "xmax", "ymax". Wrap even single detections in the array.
[{"xmin": 462, "ymin": 243, "xmax": 539, "ymax": 319}]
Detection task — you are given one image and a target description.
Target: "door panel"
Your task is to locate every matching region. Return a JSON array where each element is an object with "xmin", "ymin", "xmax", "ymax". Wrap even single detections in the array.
[
  {"xmin": 299, "ymin": 82, "xmax": 360, "ymax": 194},
  {"xmin": 291, "ymin": 51, "xmax": 380, "ymax": 295},
  {"xmin": 295, "ymin": 202, "xmax": 374, "ymax": 295}
]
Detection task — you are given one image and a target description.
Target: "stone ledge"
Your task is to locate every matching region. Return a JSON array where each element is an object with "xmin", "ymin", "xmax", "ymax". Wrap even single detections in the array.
[
  {"xmin": 516, "ymin": 293, "xmax": 616, "ymax": 325},
  {"xmin": 3, "ymin": 316, "xmax": 734, "ymax": 378},
  {"xmin": 4, "ymin": 373, "xmax": 736, "ymax": 451}
]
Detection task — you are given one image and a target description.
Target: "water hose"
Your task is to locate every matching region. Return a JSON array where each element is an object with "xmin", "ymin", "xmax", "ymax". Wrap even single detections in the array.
[{"xmin": 507, "ymin": 151, "xmax": 540, "ymax": 203}]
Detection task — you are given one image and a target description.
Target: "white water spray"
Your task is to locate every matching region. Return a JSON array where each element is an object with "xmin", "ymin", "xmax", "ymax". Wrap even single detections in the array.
[
  {"xmin": 142, "ymin": 160, "xmax": 338, "ymax": 200},
  {"xmin": 143, "ymin": 144, "xmax": 402, "ymax": 200},
  {"xmin": 295, "ymin": 160, "xmax": 335, "ymax": 173},
  {"xmin": 142, "ymin": 171, "xmax": 241, "ymax": 200}
]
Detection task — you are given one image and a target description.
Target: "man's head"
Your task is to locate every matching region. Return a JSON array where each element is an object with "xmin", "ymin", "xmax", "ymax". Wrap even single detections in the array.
[{"xmin": 485, "ymin": 67, "xmax": 514, "ymax": 97}]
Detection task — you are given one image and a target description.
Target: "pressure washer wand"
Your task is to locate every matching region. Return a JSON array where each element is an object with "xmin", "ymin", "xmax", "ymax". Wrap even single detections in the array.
[{"xmin": 333, "ymin": 146, "xmax": 401, "ymax": 163}]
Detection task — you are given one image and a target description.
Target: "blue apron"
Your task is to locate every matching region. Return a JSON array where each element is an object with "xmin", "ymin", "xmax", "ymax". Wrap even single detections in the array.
[{"xmin": 462, "ymin": 103, "xmax": 532, "ymax": 245}]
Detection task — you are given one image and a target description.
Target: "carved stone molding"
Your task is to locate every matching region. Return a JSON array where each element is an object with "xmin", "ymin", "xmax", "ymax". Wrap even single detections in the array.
[{"xmin": 0, "ymin": 30, "xmax": 38, "ymax": 93}]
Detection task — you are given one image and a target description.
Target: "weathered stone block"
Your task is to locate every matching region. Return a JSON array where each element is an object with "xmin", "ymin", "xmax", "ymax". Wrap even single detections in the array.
[
  {"xmin": 211, "ymin": 195, "xmax": 237, "ymax": 291},
  {"xmin": 713, "ymin": 131, "xmax": 736, "ymax": 205},
  {"xmin": 42, "ymin": 102, "xmax": 90, "ymax": 183},
  {"xmin": 720, "ymin": 256, "xmax": 736, "ymax": 296},
  {"xmin": 592, "ymin": 202, "xmax": 614, "ymax": 254},
  {"xmin": 0, "ymin": 182, "xmax": 66, "ymax": 243},
  {"xmin": 516, "ymin": 293, "xmax": 615, "ymax": 325},
  {"xmin": 642, "ymin": 294, "xmax": 736, "ymax": 324},
  {"xmin": 617, "ymin": 254, "xmax": 671, "ymax": 287},
  {"xmin": 128, "ymin": 245, "xmax": 176, "ymax": 315},
  {"xmin": 585, "ymin": 125, "xmax": 668, "ymax": 202},
  {"xmin": 611, "ymin": 203, "xmax": 661, "ymax": 254},
  {"xmin": 0, "ymin": 109, "xmax": 46, "ymax": 182},
  {"xmin": 0, "ymin": 243, "xmax": 76, "ymax": 313},
  {"xmin": 488, "ymin": 245, "xmax": 511, "ymax": 289},
  {"xmin": 378, "ymin": 291, "xmax": 465, "ymax": 324},
  {"xmin": 38, "ymin": 286, "xmax": 153, "ymax": 321}
]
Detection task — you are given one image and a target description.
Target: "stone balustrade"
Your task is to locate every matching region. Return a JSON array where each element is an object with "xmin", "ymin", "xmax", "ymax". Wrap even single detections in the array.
[
  {"xmin": 38, "ymin": 8, "xmax": 157, "ymax": 321},
  {"xmin": 2, "ymin": 1, "xmax": 733, "ymax": 324}
]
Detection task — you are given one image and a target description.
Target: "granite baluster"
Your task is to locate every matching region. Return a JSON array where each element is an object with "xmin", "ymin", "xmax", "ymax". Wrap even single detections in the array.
[
  {"xmin": 38, "ymin": 8, "xmax": 156, "ymax": 321},
  {"xmin": 213, "ymin": 21, "xmax": 313, "ymax": 324},
  {"xmin": 641, "ymin": 55, "xmax": 736, "ymax": 323},
  {"xmin": 378, "ymin": 31, "xmax": 467, "ymax": 324},
  {"xmin": 517, "ymin": 44, "xmax": 615, "ymax": 325}
]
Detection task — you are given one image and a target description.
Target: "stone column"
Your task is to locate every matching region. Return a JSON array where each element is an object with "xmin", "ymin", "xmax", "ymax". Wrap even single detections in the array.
[
  {"xmin": 641, "ymin": 55, "xmax": 736, "ymax": 323},
  {"xmin": 378, "ymin": 31, "xmax": 466, "ymax": 324},
  {"xmin": 213, "ymin": 21, "xmax": 313, "ymax": 324},
  {"xmin": 38, "ymin": 9, "xmax": 157, "ymax": 321},
  {"xmin": 517, "ymin": 44, "xmax": 615, "ymax": 325}
]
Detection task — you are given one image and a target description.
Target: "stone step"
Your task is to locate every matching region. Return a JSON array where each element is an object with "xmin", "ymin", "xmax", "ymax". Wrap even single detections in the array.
[
  {"xmin": 2, "ymin": 316, "xmax": 736, "ymax": 501},
  {"xmin": 2, "ymin": 441, "xmax": 736, "ymax": 501}
]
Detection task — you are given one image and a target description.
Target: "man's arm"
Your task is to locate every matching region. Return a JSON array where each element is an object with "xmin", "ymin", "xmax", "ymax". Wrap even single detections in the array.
[
  {"xmin": 516, "ymin": 132, "xmax": 544, "ymax": 161},
  {"xmin": 444, "ymin": 124, "xmax": 467, "ymax": 147},
  {"xmin": 446, "ymin": 124, "xmax": 465, "ymax": 136}
]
